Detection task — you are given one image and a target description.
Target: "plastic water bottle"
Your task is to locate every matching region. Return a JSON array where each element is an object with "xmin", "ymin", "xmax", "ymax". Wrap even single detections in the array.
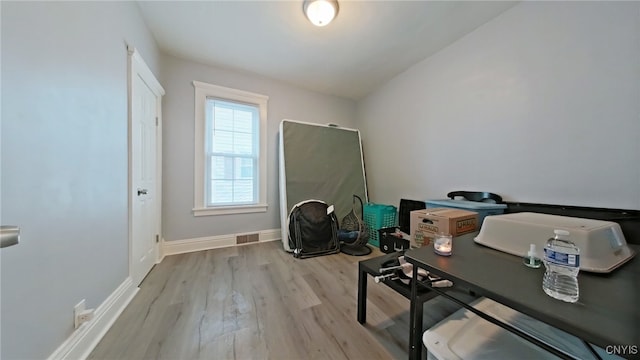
[{"xmin": 542, "ymin": 229, "xmax": 580, "ymax": 303}]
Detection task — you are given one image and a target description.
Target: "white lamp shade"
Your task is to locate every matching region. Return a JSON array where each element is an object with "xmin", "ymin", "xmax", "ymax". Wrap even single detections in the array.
[{"xmin": 304, "ymin": 0, "xmax": 338, "ymax": 27}]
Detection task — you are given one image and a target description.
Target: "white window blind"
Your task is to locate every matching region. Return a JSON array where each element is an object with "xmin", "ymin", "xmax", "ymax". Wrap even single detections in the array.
[{"xmin": 206, "ymin": 99, "xmax": 258, "ymax": 206}]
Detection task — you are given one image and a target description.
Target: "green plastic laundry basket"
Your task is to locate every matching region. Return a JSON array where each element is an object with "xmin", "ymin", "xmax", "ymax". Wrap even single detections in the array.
[{"xmin": 363, "ymin": 203, "xmax": 397, "ymax": 247}]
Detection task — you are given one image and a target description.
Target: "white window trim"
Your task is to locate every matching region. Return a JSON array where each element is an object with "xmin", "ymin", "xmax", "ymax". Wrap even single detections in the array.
[{"xmin": 192, "ymin": 81, "xmax": 268, "ymax": 216}]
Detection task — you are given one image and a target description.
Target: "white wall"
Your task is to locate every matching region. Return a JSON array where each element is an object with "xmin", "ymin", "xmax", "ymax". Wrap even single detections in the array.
[
  {"xmin": 0, "ymin": 2, "xmax": 160, "ymax": 358},
  {"xmin": 160, "ymin": 54, "xmax": 356, "ymax": 242},
  {"xmin": 357, "ymin": 1, "xmax": 640, "ymax": 210}
]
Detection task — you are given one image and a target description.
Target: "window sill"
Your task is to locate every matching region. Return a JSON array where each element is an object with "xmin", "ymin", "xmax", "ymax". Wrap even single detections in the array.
[{"xmin": 192, "ymin": 204, "xmax": 268, "ymax": 216}]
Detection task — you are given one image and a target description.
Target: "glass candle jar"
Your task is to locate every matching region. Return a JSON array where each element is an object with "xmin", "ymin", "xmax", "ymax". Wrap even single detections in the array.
[{"xmin": 434, "ymin": 233, "xmax": 453, "ymax": 256}]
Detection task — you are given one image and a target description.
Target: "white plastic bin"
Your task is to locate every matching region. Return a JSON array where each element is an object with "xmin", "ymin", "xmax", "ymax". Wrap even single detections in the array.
[{"xmin": 422, "ymin": 298, "xmax": 618, "ymax": 360}]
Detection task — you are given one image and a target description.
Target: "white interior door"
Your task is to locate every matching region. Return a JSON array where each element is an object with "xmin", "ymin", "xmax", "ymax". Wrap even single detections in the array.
[{"xmin": 129, "ymin": 47, "xmax": 164, "ymax": 286}]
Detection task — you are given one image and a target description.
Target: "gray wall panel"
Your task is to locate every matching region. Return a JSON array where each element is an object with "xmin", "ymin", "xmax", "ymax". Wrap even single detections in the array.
[
  {"xmin": 160, "ymin": 55, "xmax": 357, "ymax": 242},
  {"xmin": 357, "ymin": 1, "xmax": 640, "ymax": 210},
  {"xmin": 1, "ymin": 2, "xmax": 160, "ymax": 358}
]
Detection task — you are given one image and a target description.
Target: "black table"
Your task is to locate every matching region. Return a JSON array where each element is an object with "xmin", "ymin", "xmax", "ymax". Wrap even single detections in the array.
[
  {"xmin": 357, "ymin": 252, "xmax": 439, "ymax": 332},
  {"xmin": 405, "ymin": 233, "xmax": 640, "ymax": 360}
]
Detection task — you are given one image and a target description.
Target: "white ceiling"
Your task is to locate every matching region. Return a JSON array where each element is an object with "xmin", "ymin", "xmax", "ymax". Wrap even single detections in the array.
[{"xmin": 137, "ymin": 1, "xmax": 518, "ymax": 100}]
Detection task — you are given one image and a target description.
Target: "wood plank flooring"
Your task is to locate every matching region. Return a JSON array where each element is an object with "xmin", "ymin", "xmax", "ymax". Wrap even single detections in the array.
[{"xmin": 89, "ymin": 241, "xmax": 471, "ymax": 360}]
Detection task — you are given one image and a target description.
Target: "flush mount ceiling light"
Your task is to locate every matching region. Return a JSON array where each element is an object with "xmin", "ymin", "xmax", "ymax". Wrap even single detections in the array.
[{"xmin": 303, "ymin": 0, "xmax": 339, "ymax": 27}]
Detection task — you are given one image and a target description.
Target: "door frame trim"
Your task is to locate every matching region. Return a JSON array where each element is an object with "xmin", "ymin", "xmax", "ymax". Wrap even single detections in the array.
[{"xmin": 127, "ymin": 46, "xmax": 165, "ymax": 285}]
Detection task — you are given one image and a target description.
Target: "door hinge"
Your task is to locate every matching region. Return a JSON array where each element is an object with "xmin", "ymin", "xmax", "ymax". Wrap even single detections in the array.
[
  {"xmin": 155, "ymin": 117, "xmax": 158, "ymax": 126},
  {"xmin": 155, "ymin": 234, "xmax": 159, "ymax": 243}
]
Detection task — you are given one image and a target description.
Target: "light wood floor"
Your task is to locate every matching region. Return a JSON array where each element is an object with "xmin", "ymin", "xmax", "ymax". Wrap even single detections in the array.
[{"xmin": 89, "ymin": 241, "xmax": 470, "ymax": 360}]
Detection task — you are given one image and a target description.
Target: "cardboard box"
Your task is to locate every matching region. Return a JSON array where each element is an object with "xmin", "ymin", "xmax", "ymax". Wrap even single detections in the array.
[
  {"xmin": 426, "ymin": 199, "xmax": 506, "ymax": 227},
  {"xmin": 410, "ymin": 208, "xmax": 478, "ymax": 248}
]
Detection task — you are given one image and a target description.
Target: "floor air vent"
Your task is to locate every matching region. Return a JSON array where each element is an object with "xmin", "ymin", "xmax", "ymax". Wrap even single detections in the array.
[{"xmin": 236, "ymin": 233, "xmax": 259, "ymax": 244}]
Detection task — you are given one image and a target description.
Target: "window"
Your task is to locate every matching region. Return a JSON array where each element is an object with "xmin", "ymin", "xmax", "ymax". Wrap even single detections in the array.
[
  {"xmin": 206, "ymin": 100, "xmax": 257, "ymax": 205},
  {"xmin": 193, "ymin": 81, "xmax": 268, "ymax": 216}
]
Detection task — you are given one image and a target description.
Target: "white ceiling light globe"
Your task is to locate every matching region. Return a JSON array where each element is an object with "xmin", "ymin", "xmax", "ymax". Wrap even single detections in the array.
[{"xmin": 304, "ymin": 0, "xmax": 338, "ymax": 27}]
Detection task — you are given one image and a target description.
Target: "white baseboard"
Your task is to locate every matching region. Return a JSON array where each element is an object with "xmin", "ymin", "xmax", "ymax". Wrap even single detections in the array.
[
  {"xmin": 163, "ymin": 228, "xmax": 281, "ymax": 256},
  {"xmin": 48, "ymin": 277, "xmax": 139, "ymax": 360}
]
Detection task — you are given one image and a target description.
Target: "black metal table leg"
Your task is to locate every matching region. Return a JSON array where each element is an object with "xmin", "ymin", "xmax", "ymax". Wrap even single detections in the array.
[
  {"xmin": 357, "ymin": 262, "xmax": 367, "ymax": 324},
  {"xmin": 409, "ymin": 263, "xmax": 421, "ymax": 360}
]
